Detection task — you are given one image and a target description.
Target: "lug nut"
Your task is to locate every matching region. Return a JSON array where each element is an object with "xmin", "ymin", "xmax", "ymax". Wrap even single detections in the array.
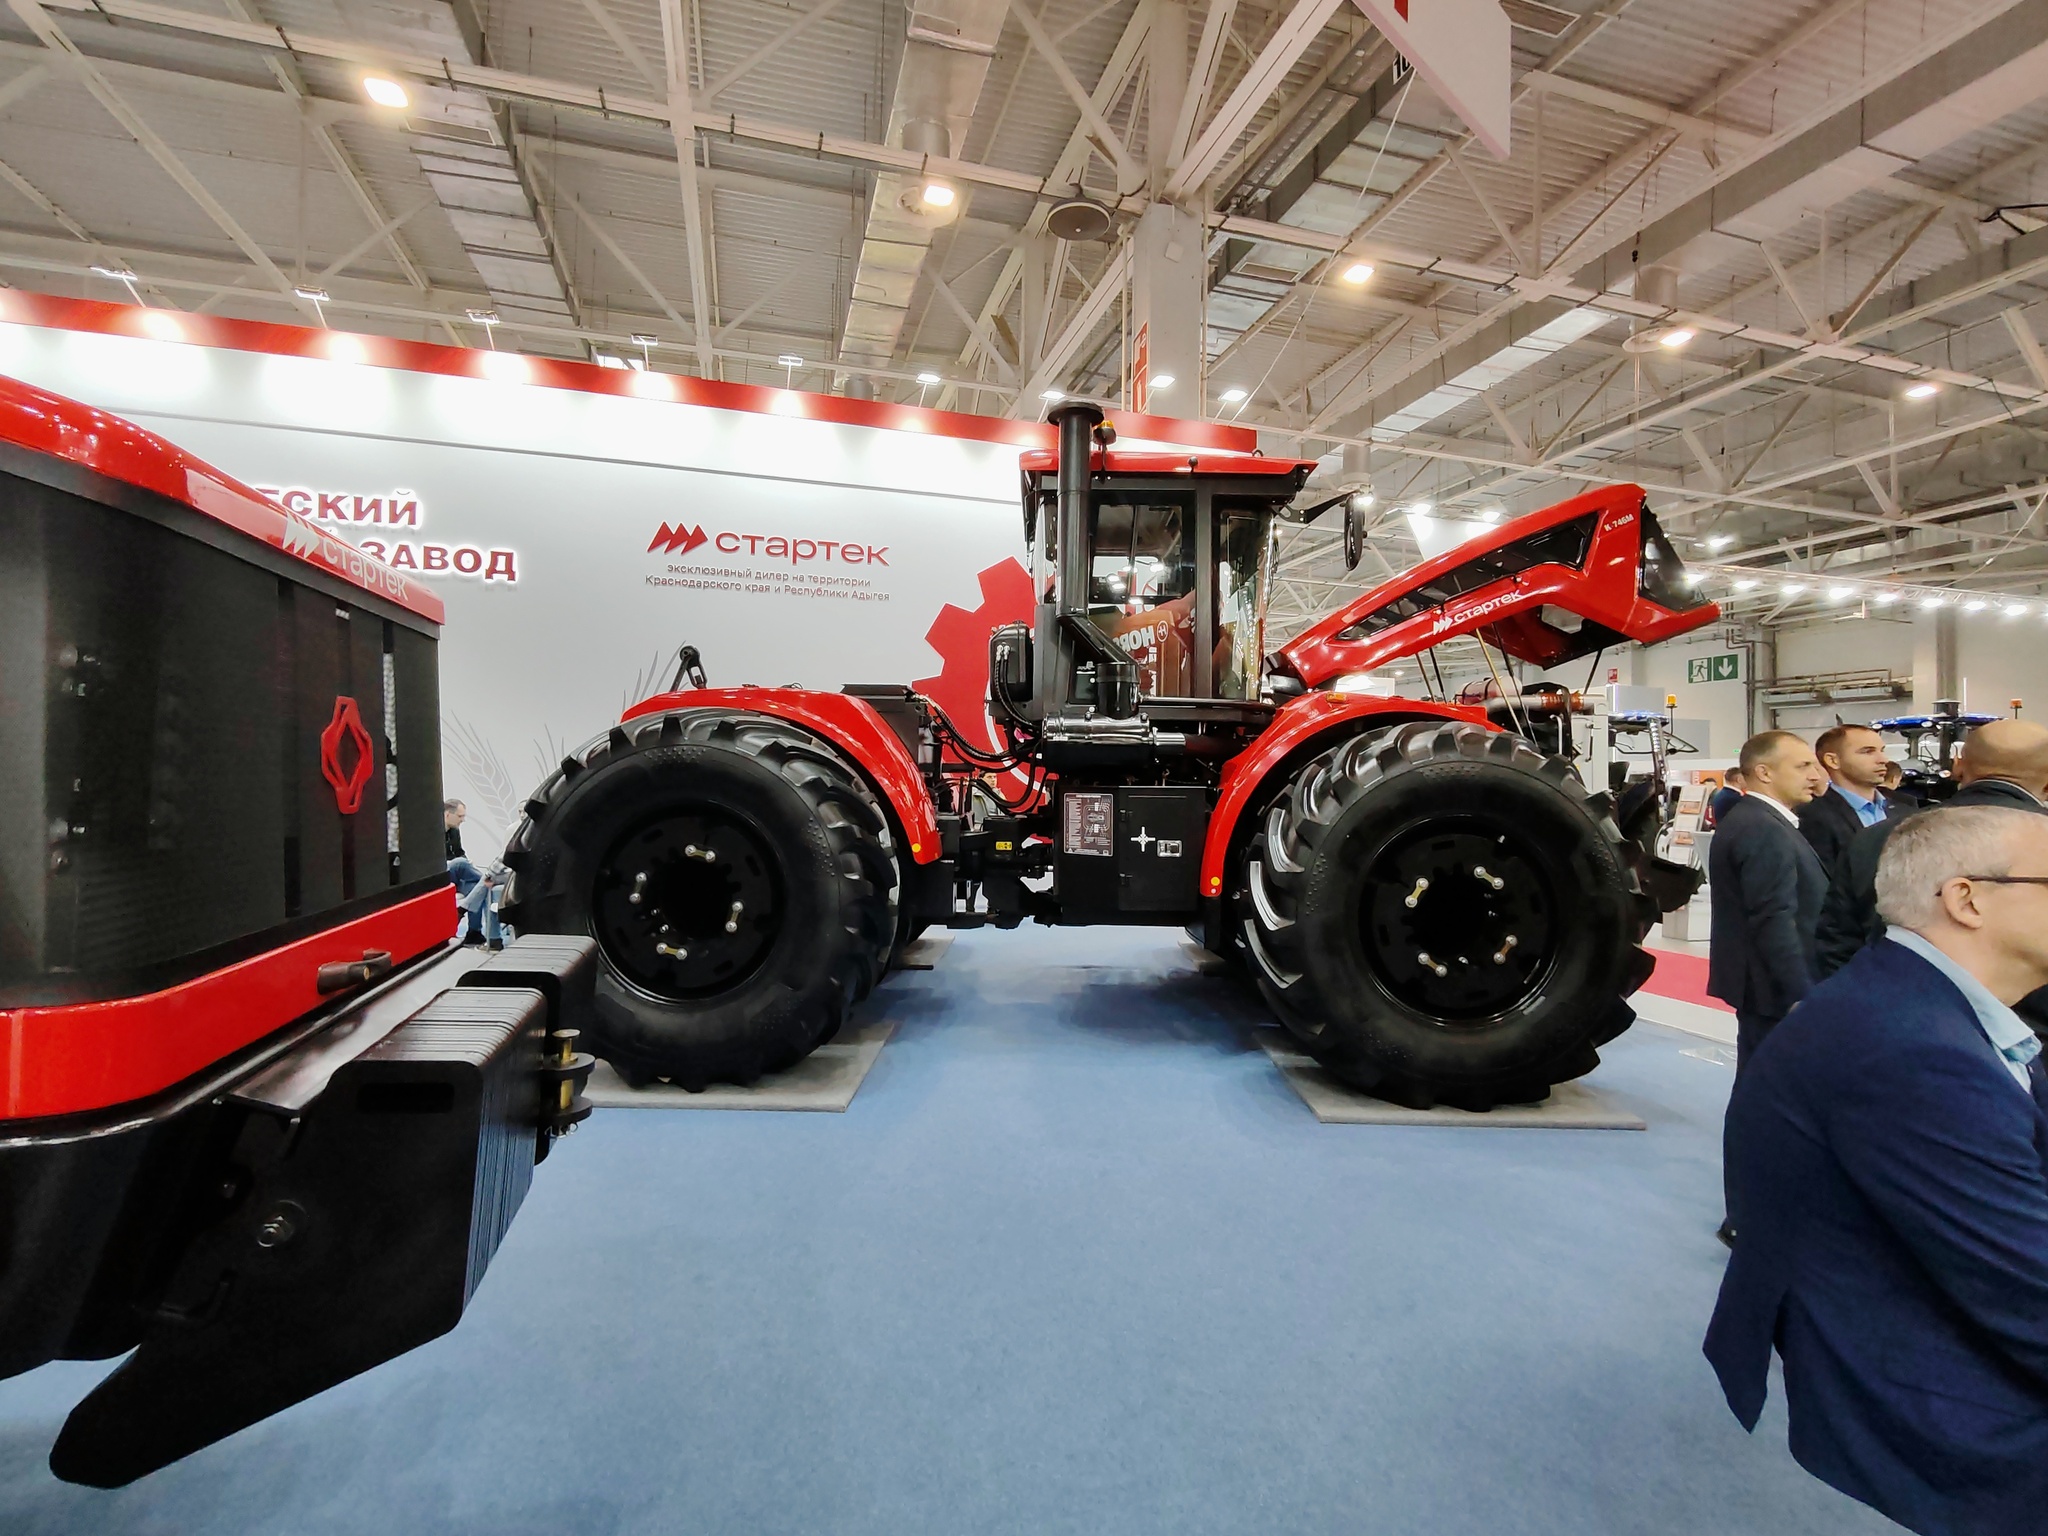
[
  {"xmin": 684, "ymin": 844, "xmax": 716, "ymax": 863},
  {"xmin": 629, "ymin": 871, "xmax": 647, "ymax": 905},
  {"xmin": 1492, "ymin": 934, "xmax": 1519, "ymax": 965},
  {"xmin": 725, "ymin": 900, "xmax": 744, "ymax": 934},
  {"xmin": 1473, "ymin": 865, "xmax": 1505, "ymax": 891},
  {"xmin": 1416, "ymin": 951, "xmax": 1449, "ymax": 978},
  {"xmin": 656, "ymin": 942, "xmax": 688, "ymax": 959},
  {"xmin": 1404, "ymin": 877, "xmax": 1430, "ymax": 909}
]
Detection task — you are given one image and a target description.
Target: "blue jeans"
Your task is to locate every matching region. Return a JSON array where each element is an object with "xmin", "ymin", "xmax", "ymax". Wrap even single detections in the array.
[{"xmin": 448, "ymin": 858, "xmax": 498, "ymax": 942}]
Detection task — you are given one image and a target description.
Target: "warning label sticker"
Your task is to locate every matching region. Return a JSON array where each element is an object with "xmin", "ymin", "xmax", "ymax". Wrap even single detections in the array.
[{"xmin": 1063, "ymin": 793, "xmax": 1114, "ymax": 857}]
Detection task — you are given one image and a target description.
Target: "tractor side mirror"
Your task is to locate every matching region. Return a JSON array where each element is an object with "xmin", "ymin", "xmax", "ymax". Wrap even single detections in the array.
[{"xmin": 1343, "ymin": 499, "xmax": 1368, "ymax": 571}]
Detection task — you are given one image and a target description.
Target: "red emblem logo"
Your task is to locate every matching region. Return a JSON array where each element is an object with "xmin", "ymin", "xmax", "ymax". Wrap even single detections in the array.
[
  {"xmin": 648, "ymin": 522, "xmax": 709, "ymax": 556},
  {"xmin": 319, "ymin": 696, "xmax": 376, "ymax": 815}
]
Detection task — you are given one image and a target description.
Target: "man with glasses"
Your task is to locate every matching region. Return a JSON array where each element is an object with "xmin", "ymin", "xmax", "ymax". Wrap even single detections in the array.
[{"xmin": 1706, "ymin": 806, "xmax": 2048, "ymax": 1535}]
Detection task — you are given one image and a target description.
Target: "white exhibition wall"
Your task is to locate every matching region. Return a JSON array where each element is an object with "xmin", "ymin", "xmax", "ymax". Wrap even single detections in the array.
[{"xmin": 0, "ymin": 322, "xmax": 1038, "ymax": 857}]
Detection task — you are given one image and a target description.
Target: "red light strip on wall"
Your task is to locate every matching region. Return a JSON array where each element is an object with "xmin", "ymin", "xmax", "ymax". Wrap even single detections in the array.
[{"xmin": 0, "ymin": 291, "xmax": 1258, "ymax": 455}]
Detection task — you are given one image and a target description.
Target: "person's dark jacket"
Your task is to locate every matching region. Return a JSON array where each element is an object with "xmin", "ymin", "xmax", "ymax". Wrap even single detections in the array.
[
  {"xmin": 1707, "ymin": 785, "xmax": 1743, "ymax": 825},
  {"xmin": 445, "ymin": 824, "xmax": 465, "ymax": 860},
  {"xmin": 1707, "ymin": 793, "xmax": 1828, "ymax": 1019},
  {"xmin": 1706, "ymin": 938, "xmax": 2048, "ymax": 1535},
  {"xmin": 1797, "ymin": 784, "xmax": 1892, "ymax": 876},
  {"xmin": 1815, "ymin": 778, "xmax": 2048, "ymax": 1033}
]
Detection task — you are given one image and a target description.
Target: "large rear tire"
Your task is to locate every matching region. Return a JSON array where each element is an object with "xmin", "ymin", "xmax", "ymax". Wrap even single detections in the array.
[
  {"xmin": 1240, "ymin": 720, "xmax": 1654, "ymax": 1110},
  {"xmin": 498, "ymin": 712, "xmax": 898, "ymax": 1088}
]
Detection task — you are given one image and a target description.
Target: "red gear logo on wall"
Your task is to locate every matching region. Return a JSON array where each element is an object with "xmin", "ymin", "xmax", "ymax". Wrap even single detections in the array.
[{"xmin": 913, "ymin": 557, "xmax": 1034, "ymax": 754}]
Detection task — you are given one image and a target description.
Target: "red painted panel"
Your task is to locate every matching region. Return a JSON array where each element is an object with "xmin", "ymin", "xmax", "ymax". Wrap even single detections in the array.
[
  {"xmin": 0, "ymin": 369, "xmax": 444, "ymax": 623},
  {"xmin": 1017, "ymin": 449, "xmax": 1317, "ymax": 476},
  {"xmin": 0, "ymin": 886, "xmax": 457, "ymax": 1122},
  {"xmin": 0, "ymin": 292, "xmax": 1254, "ymax": 454},
  {"xmin": 620, "ymin": 688, "xmax": 942, "ymax": 864},
  {"xmin": 1197, "ymin": 693, "xmax": 1488, "ymax": 893},
  {"xmin": 1276, "ymin": 484, "xmax": 1719, "ymax": 688}
]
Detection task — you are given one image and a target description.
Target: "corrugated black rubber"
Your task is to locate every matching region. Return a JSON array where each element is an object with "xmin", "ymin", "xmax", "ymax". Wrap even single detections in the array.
[
  {"xmin": 497, "ymin": 711, "xmax": 898, "ymax": 1090},
  {"xmin": 1239, "ymin": 720, "xmax": 1655, "ymax": 1111}
]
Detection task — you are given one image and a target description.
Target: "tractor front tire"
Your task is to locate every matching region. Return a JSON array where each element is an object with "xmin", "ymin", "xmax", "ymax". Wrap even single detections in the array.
[
  {"xmin": 1241, "ymin": 720, "xmax": 1654, "ymax": 1110},
  {"xmin": 498, "ymin": 711, "xmax": 899, "ymax": 1089}
]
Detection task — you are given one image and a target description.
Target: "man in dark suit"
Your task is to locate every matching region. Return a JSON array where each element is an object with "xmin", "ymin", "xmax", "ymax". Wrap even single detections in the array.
[
  {"xmin": 1706, "ymin": 766, "xmax": 1744, "ymax": 826},
  {"xmin": 1798, "ymin": 723, "xmax": 1897, "ymax": 874},
  {"xmin": 1706, "ymin": 806, "xmax": 2048, "ymax": 1536},
  {"xmin": 1817, "ymin": 718, "xmax": 2048, "ymax": 977},
  {"xmin": 1708, "ymin": 730, "xmax": 1829, "ymax": 1074}
]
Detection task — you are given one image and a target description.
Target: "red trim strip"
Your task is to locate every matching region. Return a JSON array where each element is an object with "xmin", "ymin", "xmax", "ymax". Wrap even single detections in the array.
[
  {"xmin": 1198, "ymin": 694, "xmax": 1488, "ymax": 892},
  {"xmin": 0, "ymin": 886, "xmax": 457, "ymax": 1121},
  {"xmin": 0, "ymin": 291, "xmax": 1255, "ymax": 454}
]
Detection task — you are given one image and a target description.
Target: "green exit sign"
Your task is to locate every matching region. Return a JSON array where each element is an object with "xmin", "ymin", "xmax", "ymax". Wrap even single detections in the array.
[{"xmin": 1688, "ymin": 653, "xmax": 1741, "ymax": 684}]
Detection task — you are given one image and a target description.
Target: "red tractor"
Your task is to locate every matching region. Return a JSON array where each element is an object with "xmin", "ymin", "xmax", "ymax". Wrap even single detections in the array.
[
  {"xmin": 505, "ymin": 402, "xmax": 1718, "ymax": 1108},
  {"xmin": 0, "ymin": 378, "xmax": 594, "ymax": 1485}
]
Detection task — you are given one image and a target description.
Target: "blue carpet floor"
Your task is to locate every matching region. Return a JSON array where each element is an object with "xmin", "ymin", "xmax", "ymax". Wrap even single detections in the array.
[{"xmin": 0, "ymin": 928, "xmax": 1892, "ymax": 1535}]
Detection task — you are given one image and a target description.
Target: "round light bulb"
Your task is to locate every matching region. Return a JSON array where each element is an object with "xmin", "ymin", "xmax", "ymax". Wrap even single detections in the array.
[{"xmin": 363, "ymin": 75, "xmax": 410, "ymax": 109}]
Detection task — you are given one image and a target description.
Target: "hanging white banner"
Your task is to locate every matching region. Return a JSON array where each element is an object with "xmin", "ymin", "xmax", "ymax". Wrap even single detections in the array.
[{"xmin": 1350, "ymin": 0, "xmax": 1512, "ymax": 158}]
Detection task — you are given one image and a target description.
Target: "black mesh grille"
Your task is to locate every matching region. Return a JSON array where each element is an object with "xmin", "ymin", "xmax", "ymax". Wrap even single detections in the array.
[{"xmin": 0, "ymin": 471, "xmax": 444, "ymax": 1007}]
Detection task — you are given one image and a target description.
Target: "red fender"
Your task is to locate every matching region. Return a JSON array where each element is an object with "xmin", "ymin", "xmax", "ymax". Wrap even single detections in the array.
[
  {"xmin": 621, "ymin": 688, "xmax": 943, "ymax": 863},
  {"xmin": 1197, "ymin": 693, "xmax": 1489, "ymax": 896}
]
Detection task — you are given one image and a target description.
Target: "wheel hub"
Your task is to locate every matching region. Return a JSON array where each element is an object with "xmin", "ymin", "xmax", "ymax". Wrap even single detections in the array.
[
  {"xmin": 1361, "ymin": 821, "xmax": 1555, "ymax": 1022},
  {"xmin": 592, "ymin": 808, "xmax": 782, "ymax": 1001}
]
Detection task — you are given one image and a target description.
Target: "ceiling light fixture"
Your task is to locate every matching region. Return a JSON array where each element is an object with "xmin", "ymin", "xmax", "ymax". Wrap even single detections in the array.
[
  {"xmin": 1478, "ymin": 507, "xmax": 1503, "ymax": 522},
  {"xmin": 1657, "ymin": 327, "xmax": 1695, "ymax": 349},
  {"xmin": 921, "ymin": 181, "xmax": 956, "ymax": 209},
  {"xmin": 2005, "ymin": 603, "xmax": 2030, "ymax": 617},
  {"xmin": 362, "ymin": 75, "xmax": 410, "ymax": 110},
  {"xmin": 1150, "ymin": 373, "xmax": 1175, "ymax": 390},
  {"xmin": 1040, "ymin": 388, "xmax": 1065, "ymax": 403},
  {"xmin": 1827, "ymin": 585, "xmax": 1854, "ymax": 601},
  {"xmin": 1409, "ymin": 501, "xmax": 1433, "ymax": 517},
  {"xmin": 916, "ymin": 371, "xmax": 941, "ymax": 385},
  {"xmin": 1872, "ymin": 590, "xmax": 1900, "ymax": 606},
  {"xmin": 1733, "ymin": 579, "xmax": 1759, "ymax": 592},
  {"xmin": 1341, "ymin": 261, "xmax": 1374, "ymax": 285},
  {"xmin": 294, "ymin": 286, "xmax": 329, "ymax": 304},
  {"xmin": 90, "ymin": 263, "xmax": 137, "ymax": 282},
  {"xmin": 1965, "ymin": 599, "xmax": 1988, "ymax": 611},
  {"xmin": 1781, "ymin": 583, "xmax": 1807, "ymax": 597},
  {"xmin": 1920, "ymin": 595, "xmax": 1948, "ymax": 609},
  {"xmin": 1706, "ymin": 534, "xmax": 1733, "ymax": 551},
  {"xmin": 1905, "ymin": 381, "xmax": 1940, "ymax": 399},
  {"xmin": 1218, "ymin": 387, "xmax": 1248, "ymax": 404}
]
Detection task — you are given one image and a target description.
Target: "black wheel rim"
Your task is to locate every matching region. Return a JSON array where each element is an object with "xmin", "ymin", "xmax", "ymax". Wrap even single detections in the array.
[
  {"xmin": 1360, "ymin": 818, "xmax": 1558, "ymax": 1023},
  {"xmin": 592, "ymin": 806, "xmax": 784, "ymax": 1001}
]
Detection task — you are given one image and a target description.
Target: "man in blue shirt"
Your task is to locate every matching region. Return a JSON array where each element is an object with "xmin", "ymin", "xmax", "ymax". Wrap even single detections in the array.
[
  {"xmin": 1707, "ymin": 805, "xmax": 2048, "ymax": 1535},
  {"xmin": 1798, "ymin": 723, "xmax": 1895, "ymax": 874}
]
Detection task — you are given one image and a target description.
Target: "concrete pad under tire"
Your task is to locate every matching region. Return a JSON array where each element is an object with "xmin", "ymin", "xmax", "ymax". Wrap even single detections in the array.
[{"xmin": 1258, "ymin": 1031, "xmax": 1646, "ymax": 1128}]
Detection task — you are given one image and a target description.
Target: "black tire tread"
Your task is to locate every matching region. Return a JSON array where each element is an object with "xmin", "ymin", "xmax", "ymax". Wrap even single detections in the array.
[
  {"xmin": 1239, "ymin": 719, "xmax": 1657, "ymax": 1110},
  {"xmin": 498, "ymin": 709, "xmax": 899, "ymax": 1087}
]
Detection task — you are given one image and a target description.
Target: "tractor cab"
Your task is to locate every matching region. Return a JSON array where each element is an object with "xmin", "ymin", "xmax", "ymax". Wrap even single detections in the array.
[{"xmin": 1011, "ymin": 403, "xmax": 1314, "ymax": 765}]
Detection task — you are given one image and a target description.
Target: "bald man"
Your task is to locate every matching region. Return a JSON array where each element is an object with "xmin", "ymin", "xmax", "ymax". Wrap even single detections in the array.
[{"xmin": 1817, "ymin": 719, "xmax": 2048, "ymax": 1029}]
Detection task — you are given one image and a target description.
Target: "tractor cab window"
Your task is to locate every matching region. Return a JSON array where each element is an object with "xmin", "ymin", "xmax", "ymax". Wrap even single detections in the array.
[
  {"xmin": 1216, "ymin": 503, "xmax": 1270, "ymax": 700},
  {"xmin": 1087, "ymin": 496, "xmax": 1195, "ymax": 695}
]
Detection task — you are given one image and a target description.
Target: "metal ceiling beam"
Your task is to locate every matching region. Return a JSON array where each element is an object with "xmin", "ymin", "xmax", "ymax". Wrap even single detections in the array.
[
  {"xmin": 575, "ymin": 0, "xmax": 663, "ymax": 90},
  {"xmin": 951, "ymin": 0, "xmax": 1152, "ymax": 385},
  {"xmin": 525, "ymin": 155, "xmax": 695, "ymax": 337},
  {"xmin": 218, "ymin": 0, "xmax": 430, "ymax": 293},
  {"xmin": 1013, "ymin": 244, "xmax": 1127, "ymax": 411},
  {"xmin": 1003, "ymin": 0, "xmax": 1140, "ymax": 189},
  {"xmin": 703, "ymin": 0, "xmax": 845, "ymax": 103},
  {"xmin": 1164, "ymin": 0, "xmax": 1346, "ymax": 202},
  {"xmin": 654, "ymin": 0, "xmax": 715, "ymax": 373},
  {"xmin": 5, "ymin": 0, "xmax": 314, "ymax": 316},
  {"xmin": 27, "ymin": 0, "xmax": 1053, "ymax": 197}
]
